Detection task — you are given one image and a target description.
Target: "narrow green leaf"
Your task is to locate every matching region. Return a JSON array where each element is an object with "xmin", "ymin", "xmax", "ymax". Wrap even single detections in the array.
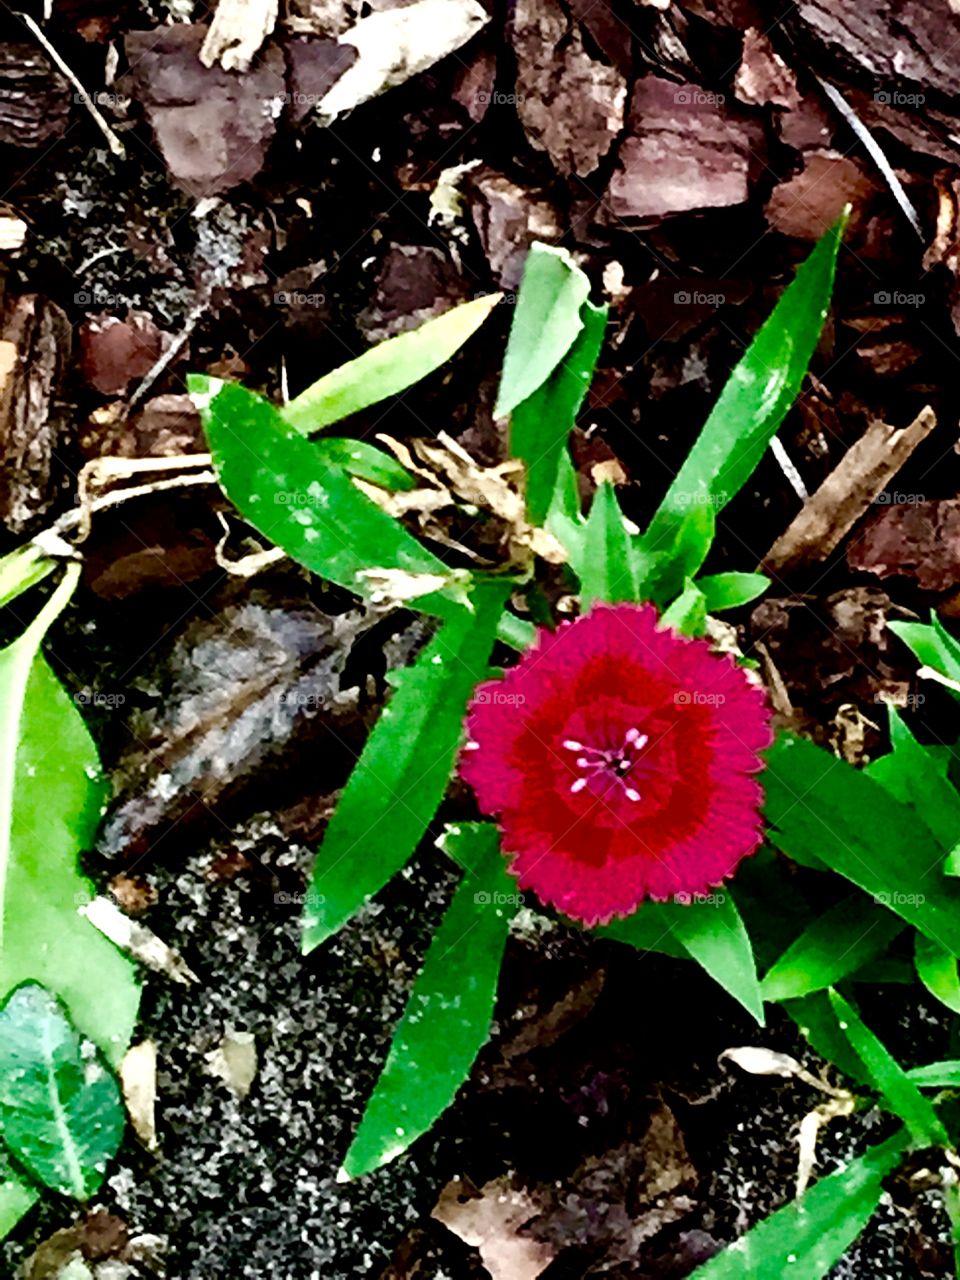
[
  {"xmin": 784, "ymin": 992, "xmax": 872, "ymax": 1085},
  {"xmin": 597, "ymin": 895, "xmax": 765, "ymax": 1023},
  {"xmin": 302, "ymin": 580, "xmax": 511, "ymax": 952},
  {"xmin": 888, "ymin": 614, "xmax": 960, "ymax": 701},
  {"xmin": 915, "ymin": 934, "xmax": 960, "ymax": 1015},
  {"xmin": 690, "ymin": 1129, "xmax": 908, "ymax": 1279},
  {"xmin": 495, "ymin": 244, "xmax": 591, "ymax": 417},
  {"xmin": 634, "ymin": 503, "xmax": 716, "ymax": 607},
  {"xmin": 0, "ymin": 545, "xmax": 56, "ymax": 610},
  {"xmin": 196, "ymin": 378, "xmax": 464, "ymax": 619},
  {"xmin": 311, "ymin": 438, "xmax": 415, "ymax": 491},
  {"xmin": 866, "ymin": 708, "xmax": 960, "ymax": 874},
  {"xmin": 828, "ymin": 988, "xmax": 948, "ymax": 1147},
  {"xmin": 283, "ymin": 294, "xmax": 502, "ymax": 435},
  {"xmin": 595, "ymin": 908, "xmax": 690, "ymax": 961},
  {"xmin": 660, "ymin": 580, "xmax": 708, "ymax": 637},
  {"xmin": 764, "ymin": 734, "xmax": 960, "ymax": 956},
  {"xmin": 668, "ymin": 893, "xmax": 765, "ymax": 1025},
  {"xmin": 644, "ymin": 217, "xmax": 845, "ymax": 549},
  {"xmin": 496, "ymin": 611, "xmax": 536, "ymax": 652},
  {"xmin": 575, "ymin": 482, "xmax": 639, "ymax": 607},
  {"xmin": 0, "ymin": 984, "xmax": 125, "ymax": 1199},
  {"xmin": 760, "ymin": 895, "xmax": 904, "ymax": 1003},
  {"xmin": 510, "ymin": 300, "xmax": 607, "ymax": 525},
  {"xmin": 343, "ymin": 824, "xmax": 516, "ymax": 1177},
  {"xmin": 697, "ymin": 572, "xmax": 770, "ymax": 612},
  {"xmin": 907, "ymin": 1061, "xmax": 960, "ymax": 1088}
]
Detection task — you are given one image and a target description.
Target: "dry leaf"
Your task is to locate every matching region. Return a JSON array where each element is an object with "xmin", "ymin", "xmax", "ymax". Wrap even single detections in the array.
[
  {"xmin": 318, "ymin": 0, "xmax": 489, "ymax": 119},
  {"xmin": 205, "ymin": 1030, "xmax": 258, "ymax": 1098},
  {"xmin": 433, "ymin": 1177, "xmax": 556, "ymax": 1280},
  {"xmin": 120, "ymin": 1040, "xmax": 159, "ymax": 1152},
  {"xmin": 79, "ymin": 896, "xmax": 199, "ymax": 985}
]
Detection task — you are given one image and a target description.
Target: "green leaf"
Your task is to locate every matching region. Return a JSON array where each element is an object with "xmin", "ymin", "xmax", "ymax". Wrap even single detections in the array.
[
  {"xmin": 0, "ymin": 545, "xmax": 56, "ymax": 610},
  {"xmin": 342, "ymin": 823, "xmax": 516, "ymax": 1177},
  {"xmin": 0, "ymin": 1150, "xmax": 36, "ymax": 1239},
  {"xmin": 690, "ymin": 1129, "xmax": 908, "ymax": 1279},
  {"xmin": 907, "ymin": 1061, "xmax": 960, "ymax": 1088},
  {"xmin": 644, "ymin": 217, "xmax": 845, "ymax": 551},
  {"xmin": 510, "ymin": 299, "xmax": 607, "ymax": 525},
  {"xmin": 888, "ymin": 614, "xmax": 960, "ymax": 700},
  {"xmin": 784, "ymin": 991, "xmax": 873, "ymax": 1085},
  {"xmin": 634, "ymin": 503, "xmax": 716, "ymax": 607},
  {"xmin": 668, "ymin": 893, "xmax": 765, "ymax": 1025},
  {"xmin": 865, "ymin": 707, "xmax": 960, "ymax": 874},
  {"xmin": 495, "ymin": 244, "xmax": 591, "ymax": 417},
  {"xmin": 764, "ymin": 734, "xmax": 960, "ymax": 956},
  {"xmin": 0, "ymin": 567, "xmax": 139, "ymax": 1232},
  {"xmin": 828, "ymin": 988, "xmax": 948, "ymax": 1147},
  {"xmin": 660, "ymin": 580, "xmax": 708, "ymax": 637},
  {"xmin": 595, "ymin": 909, "xmax": 690, "ymax": 961},
  {"xmin": 600, "ymin": 894, "xmax": 764, "ymax": 1023},
  {"xmin": 302, "ymin": 580, "xmax": 511, "ymax": 953},
  {"xmin": 697, "ymin": 572, "xmax": 770, "ymax": 612},
  {"xmin": 283, "ymin": 294, "xmax": 502, "ymax": 435},
  {"xmin": 760, "ymin": 895, "xmax": 905, "ymax": 1003},
  {"xmin": 575, "ymin": 482, "xmax": 639, "ymax": 607},
  {"xmin": 310, "ymin": 438, "xmax": 415, "ymax": 491},
  {"xmin": 914, "ymin": 934, "xmax": 960, "ymax": 1015},
  {"xmin": 196, "ymin": 378, "xmax": 464, "ymax": 619},
  {"xmin": 0, "ymin": 983, "xmax": 125, "ymax": 1199}
]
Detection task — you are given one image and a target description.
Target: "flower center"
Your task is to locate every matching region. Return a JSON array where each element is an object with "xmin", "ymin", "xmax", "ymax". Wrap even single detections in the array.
[{"xmin": 563, "ymin": 727, "xmax": 649, "ymax": 803}]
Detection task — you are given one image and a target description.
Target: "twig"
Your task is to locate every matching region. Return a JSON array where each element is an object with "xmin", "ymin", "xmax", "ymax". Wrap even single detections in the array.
[
  {"xmin": 815, "ymin": 75, "xmax": 924, "ymax": 240},
  {"xmin": 128, "ymin": 298, "xmax": 207, "ymax": 408},
  {"xmin": 16, "ymin": 12, "xmax": 125, "ymax": 158},
  {"xmin": 762, "ymin": 406, "xmax": 936, "ymax": 574}
]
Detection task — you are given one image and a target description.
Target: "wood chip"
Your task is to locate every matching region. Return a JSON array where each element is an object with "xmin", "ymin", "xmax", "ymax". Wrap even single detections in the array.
[
  {"xmin": 0, "ymin": 294, "xmax": 71, "ymax": 532},
  {"xmin": 607, "ymin": 76, "xmax": 761, "ymax": 219},
  {"xmin": 761, "ymin": 406, "xmax": 936, "ymax": 574},
  {"xmin": 512, "ymin": 0, "xmax": 627, "ymax": 177}
]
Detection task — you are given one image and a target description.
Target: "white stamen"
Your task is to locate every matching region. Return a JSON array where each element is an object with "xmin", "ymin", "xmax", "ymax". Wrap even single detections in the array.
[
  {"xmin": 563, "ymin": 739, "xmax": 584, "ymax": 751},
  {"xmin": 570, "ymin": 777, "xmax": 587, "ymax": 793},
  {"xmin": 624, "ymin": 788, "xmax": 642, "ymax": 802}
]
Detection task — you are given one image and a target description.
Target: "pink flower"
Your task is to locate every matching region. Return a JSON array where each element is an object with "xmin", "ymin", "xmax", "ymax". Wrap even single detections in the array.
[{"xmin": 460, "ymin": 604, "xmax": 773, "ymax": 926}]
